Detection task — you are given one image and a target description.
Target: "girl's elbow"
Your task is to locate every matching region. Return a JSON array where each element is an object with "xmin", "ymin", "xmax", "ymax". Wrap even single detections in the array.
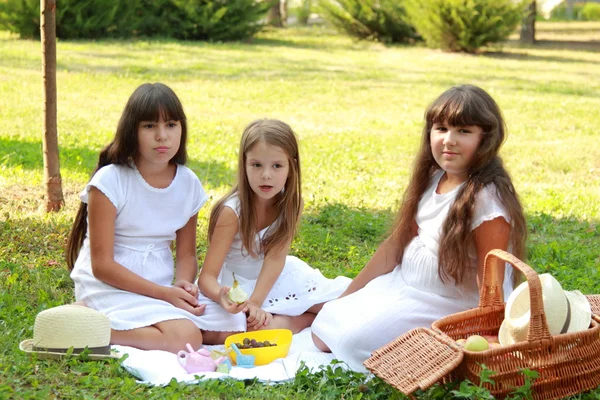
[{"xmin": 90, "ymin": 259, "xmax": 111, "ymax": 281}]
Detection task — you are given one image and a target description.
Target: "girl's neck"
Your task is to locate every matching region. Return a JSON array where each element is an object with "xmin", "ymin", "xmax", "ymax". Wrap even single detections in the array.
[
  {"xmin": 253, "ymin": 196, "xmax": 278, "ymax": 231},
  {"xmin": 135, "ymin": 159, "xmax": 177, "ymax": 189},
  {"xmin": 436, "ymin": 171, "xmax": 467, "ymax": 194}
]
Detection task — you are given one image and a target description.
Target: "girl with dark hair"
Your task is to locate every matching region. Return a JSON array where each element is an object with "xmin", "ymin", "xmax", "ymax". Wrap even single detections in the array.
[
  {"xmin": 311, "ymin": 84, "xmax": 527, "ymax": 371},
  {"xmin": 197, "ymin": 119, "xmax": 350, "ymax": 339},
  {"xmin": 67, "ymin": 83, "xmax": 240, "ymax": 352}
]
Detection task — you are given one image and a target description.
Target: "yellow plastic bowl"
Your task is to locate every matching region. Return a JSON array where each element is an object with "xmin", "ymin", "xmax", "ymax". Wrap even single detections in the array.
[{"xmin": 224, "ymin": 329, "xmax": 292, "ymax": 366}]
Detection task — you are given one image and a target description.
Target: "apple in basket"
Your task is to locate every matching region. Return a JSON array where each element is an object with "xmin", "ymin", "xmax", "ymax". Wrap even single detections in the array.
[
  {"xmin": 463, "ymin": 335, "xmax": 489, "ymax": 352},
  {"xmin": 482, "ymin": 335, "xmax": 499, "ymax": 344}
]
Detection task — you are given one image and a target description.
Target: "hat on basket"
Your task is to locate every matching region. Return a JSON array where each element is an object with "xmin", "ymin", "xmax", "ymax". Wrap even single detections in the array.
[
  {"xmin": 499, "ymin": 273, "xmax": 592, "ymax": 346},
  {"xmin": 19, "ymin": 304, "xmax": 119, "ymax": 360}
]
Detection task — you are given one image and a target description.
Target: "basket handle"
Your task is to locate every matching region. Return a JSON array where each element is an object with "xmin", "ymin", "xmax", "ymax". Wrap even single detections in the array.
[{"xmin": 479, "ymin": 249, "xmax": 551, "ymax": 341}]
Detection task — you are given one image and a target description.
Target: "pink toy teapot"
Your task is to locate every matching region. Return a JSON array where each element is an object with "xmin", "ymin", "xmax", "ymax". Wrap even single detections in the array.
[{"xmin": 177, "ymin": 343, "xmax": 226, "ymax": 373}]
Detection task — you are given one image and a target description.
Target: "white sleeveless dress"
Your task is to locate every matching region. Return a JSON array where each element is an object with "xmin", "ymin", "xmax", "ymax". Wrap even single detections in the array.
[
  {"xmin": 311, "ymin": 170, "xmax": 514, "ymax": 372},
  {"xmin": 197, "ymin": 195, "xmax": 352, "ymax": 329},
  {"xmin": 71, "ymin": 164, "xmax": 243, "ymax": 332}
]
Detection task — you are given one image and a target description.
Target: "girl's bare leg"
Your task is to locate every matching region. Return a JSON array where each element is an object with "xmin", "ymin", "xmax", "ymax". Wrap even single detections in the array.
[
  {"xmin": 311, "ymin": 331, "xmax": 331, "ymax": 352},
  {"xmin": 111, "ymin": 319, "xmax": 202, "ymax": 353},
  {"xmin": 263, "ymin": 312, "xmax": 316, "ymax": 334},
  {"xmin": 201, "ymin": 330, "xmax": 242, "ymax": 345},
  {"xmin": 259, "ymin": 302, "xmax": 326, "ymax": 334}
]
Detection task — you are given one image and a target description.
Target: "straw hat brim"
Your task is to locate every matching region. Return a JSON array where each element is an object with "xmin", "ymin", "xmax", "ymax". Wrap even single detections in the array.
[
  {"xmin": 564, "ymin": 290, "xmax": 592, "ymax": 332},
  {"xmin": 499, "ymin": 289, "xmax": 593, "ymax": 346},
  {"xmin": 19, "ymin": 339, "xmax": 120, "ymax": 360}
]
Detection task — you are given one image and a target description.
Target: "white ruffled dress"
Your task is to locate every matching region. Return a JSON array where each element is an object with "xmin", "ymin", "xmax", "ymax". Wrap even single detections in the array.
[
  {"xmin": 197, "ymin": 195, "xmax": 352, "ymax": 329},
  {"xmin": 311, "ymin": 170, "xmax": 514, "ymax": 372},
  {"xmin": 71, "ymin": 164, "xmax": 242, "ymax": 332}
]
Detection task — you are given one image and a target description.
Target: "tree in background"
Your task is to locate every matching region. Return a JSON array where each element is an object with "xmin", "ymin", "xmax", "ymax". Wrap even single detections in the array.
[
  {"xmin": 268, "ymin": 0, "xmax": 288, "ymax": 27},
  {"xmin": 41, "ymin": 0, "xmax": 64, "ymax": 212},
  {"xmin": 298, "ymin": 0, "xmax": 311, "ymax": 24},
  {"xmin": 520, "ymin": 1, "xmax": 536, "ymax": 45}
]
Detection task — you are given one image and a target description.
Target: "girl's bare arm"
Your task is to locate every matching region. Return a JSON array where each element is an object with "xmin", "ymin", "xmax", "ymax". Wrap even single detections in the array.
[
  {"xmin": 473, "ymin": 216, "xmax": 511, "ymax": 294},
  {"xmin": 197, "ymin": 207, "xmax": 242, "ymax": 305},
  {"xmin": 174, "ymin": 213, "xmax": 200, "ymax": 295},
  {"xmin": 339, "ymin": 220, "xmax": 417, "ymax": 298},
  {"xmin": 248, "ymin": 241, "xmax": 290, "ymax": 308},
  {"xmin": 88, "ymin": 187, "xmax": 199, "ymax": 311}
]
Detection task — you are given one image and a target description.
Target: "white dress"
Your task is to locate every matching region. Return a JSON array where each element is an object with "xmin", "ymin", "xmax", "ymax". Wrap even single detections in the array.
[
  {"xmin": 311, "ymin": 170, "xmax": 514, "ymax": 372},
  {"xmin": 197, "ymin": 195, "xmax": 352, "ymax": 329},
  {"xmin": 71, "ymin": 164, "xmax": 242, "ymax": 332}
]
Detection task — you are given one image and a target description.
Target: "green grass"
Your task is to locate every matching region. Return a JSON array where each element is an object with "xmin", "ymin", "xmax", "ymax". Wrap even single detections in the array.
[{"xmin": 1, "ymin": 22, "xmax": 600, "ymax": 398}]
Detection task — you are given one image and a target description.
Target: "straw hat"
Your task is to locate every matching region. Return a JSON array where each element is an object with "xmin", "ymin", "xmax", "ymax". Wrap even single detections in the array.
[
  {"xmin": 499, "ymin": 274, "xmax": 592, "ymax": 346},
  {"xmin": 19, "ymin": 304, "xmax": 119, "ymax": 360}
]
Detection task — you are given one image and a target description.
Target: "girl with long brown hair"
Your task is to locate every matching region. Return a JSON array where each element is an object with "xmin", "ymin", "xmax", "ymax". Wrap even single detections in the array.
[
  {"xmin": 67, "ymin": 83, "xmax": 242, "ymax": 352},
  {"xmin": 197, "ymin": 119, "xmax": 350, "ymax": 336},
  {"xmin": 311, "ymin": 84, "xmax": 527, "ymax": 371}
]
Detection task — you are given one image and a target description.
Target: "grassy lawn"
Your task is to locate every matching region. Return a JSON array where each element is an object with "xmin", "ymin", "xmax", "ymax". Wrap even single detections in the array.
[{"xmin": 1, "ymin": 21, "xmax": 599, "ymax": 398}]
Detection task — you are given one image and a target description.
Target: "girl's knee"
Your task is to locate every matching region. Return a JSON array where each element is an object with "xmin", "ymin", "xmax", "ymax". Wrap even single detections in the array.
[
  {"xmin": 311, "ymin": 331, "xmax": 330, "ymax": 352},
  {"xmin": 159, "ymin": 320, "xmax": 203, "ymax": 351}
]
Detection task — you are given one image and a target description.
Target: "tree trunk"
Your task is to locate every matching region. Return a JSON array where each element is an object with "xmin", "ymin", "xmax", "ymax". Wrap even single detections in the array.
[
  {"xmin": 41, "ymin": 0, "xmax": 64, "ymax": 212},
  {"xmin": 298, "ymin": 0, "xmax": 311, "ymax": 25},
  {"xmin": 520, "ymin": 1, "xmax": 536, "ymax": 45},
  {"xmin": 267, "ymin": 0, "xmax": 288, "ymax": 28},
  {"xmin": 566, "ymin": 0, "xmax": 574, "ymax": 20}
]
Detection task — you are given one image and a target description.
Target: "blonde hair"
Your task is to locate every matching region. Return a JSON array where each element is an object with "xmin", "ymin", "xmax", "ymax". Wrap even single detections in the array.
[
  {"xmin": 393, "ymin": 84, "xmax": 527, "ymax": 284},
  {"xmin": 208, "ymin": 119, "xmax": 302, "ymax": 257}
]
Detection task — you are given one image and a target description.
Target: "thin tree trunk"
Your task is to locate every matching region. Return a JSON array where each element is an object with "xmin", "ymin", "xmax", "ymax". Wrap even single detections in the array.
[
  {"xmin": 566, "ymin": 0, "xmax": 574, "ymax": 20},
  {"xmin": 41, "ymin": 0, "xmax": 64, "ymax": 212},
  {"xmin": 520, "ymin": 1, "xmax": 536, "ymax": 45},
  {"xmin": 267, "ymin": 0, "xmax": 288, "ymax": 27}
]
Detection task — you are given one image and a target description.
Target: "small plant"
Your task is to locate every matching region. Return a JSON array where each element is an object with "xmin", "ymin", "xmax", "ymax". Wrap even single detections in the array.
[
  {"xmin": 405, "ymin": 0, "xmax": 524, "ymax": 53},
  {"xmin": 505, "ymin": 368, "xmax": 538, "ymax": 400},
  {"xmin": 449, "ymin": 364, "xmax": 495, "ymax": 399},
  {"xmin": 581, "ymin": 3, "xmax": 600, "ymax": 21},
  {"xmin": 318, "ymin": 0, "xmax": 418, "ymax": 43}
]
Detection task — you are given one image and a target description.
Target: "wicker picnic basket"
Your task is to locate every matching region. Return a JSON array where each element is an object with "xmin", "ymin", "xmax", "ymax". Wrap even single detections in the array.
[
  {"xmin": 364, "ymin": 249, "xmax": 600, "ymax": 400},
  {"xmin": 588, "ymin": 294, "xmax": 600, "ymax": 316}
]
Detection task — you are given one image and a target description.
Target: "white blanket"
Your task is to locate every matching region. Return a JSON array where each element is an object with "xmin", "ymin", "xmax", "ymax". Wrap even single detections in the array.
[{"xmin": 114, "ymin": 328, "xmax": 346, "ymax": 385}]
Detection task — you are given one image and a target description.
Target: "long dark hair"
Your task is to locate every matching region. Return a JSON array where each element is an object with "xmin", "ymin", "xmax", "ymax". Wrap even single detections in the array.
[
  {"xmin": 66, "ymin": 83, "xmax": 188, "ymax": 270},
  {"xmin": 393, "ymin": 84, "xmax": 527, "ymax": 284},
  {"xmin": 208, "ymin": 119, "xmax": 302, "ymax": 257}
]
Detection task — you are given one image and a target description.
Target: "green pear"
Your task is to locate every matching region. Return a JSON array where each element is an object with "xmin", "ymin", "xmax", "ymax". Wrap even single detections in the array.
[{"xmin": 228, "ymin": 273, "xmax": 248, "ymax": 304}]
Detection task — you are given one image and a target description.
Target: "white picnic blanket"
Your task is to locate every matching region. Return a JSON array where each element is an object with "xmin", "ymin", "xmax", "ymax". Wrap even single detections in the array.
[{"xmin": 114, "ymin": 328, "xmax": 346, "ymax": 385}]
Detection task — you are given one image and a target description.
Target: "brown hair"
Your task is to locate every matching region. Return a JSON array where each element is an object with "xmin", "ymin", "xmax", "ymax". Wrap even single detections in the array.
[
  {"xmin": 393, "ymin": 84, "xmax": 527, "ymax": 284},
  {"xmin": 208, "ymin": 119, "xmax": 302, "ymax": 257},
  {"xmin": 66, "ymin": 83, "xmax": 188, "ymax": 270}
]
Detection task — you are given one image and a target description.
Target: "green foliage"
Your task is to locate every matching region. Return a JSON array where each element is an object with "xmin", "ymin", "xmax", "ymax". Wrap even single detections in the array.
[
  {"xmin": 581, "ymin": 3, "xmax": 600, "ymax": 21},
  {"xmin": 318, "ymin": 0, "xmax": 417, "ymax": 43},
  {"xmin": 0, "ymin": 0, "xmax": 272, "ymax": 40},
  {"xmin": 55, "ymin": 0, "xmax": 133, "ymax": 39},
  {"xmin": 0, "ymin": 0, "xmax": 40, "ymax": 38},
  {"xmin": 166, "ymin": 0, "xmax": 275, "ymax": 41},
  {"xmin": 404, "ymin": 0, "xmax": 524, "ymax": 53}
]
